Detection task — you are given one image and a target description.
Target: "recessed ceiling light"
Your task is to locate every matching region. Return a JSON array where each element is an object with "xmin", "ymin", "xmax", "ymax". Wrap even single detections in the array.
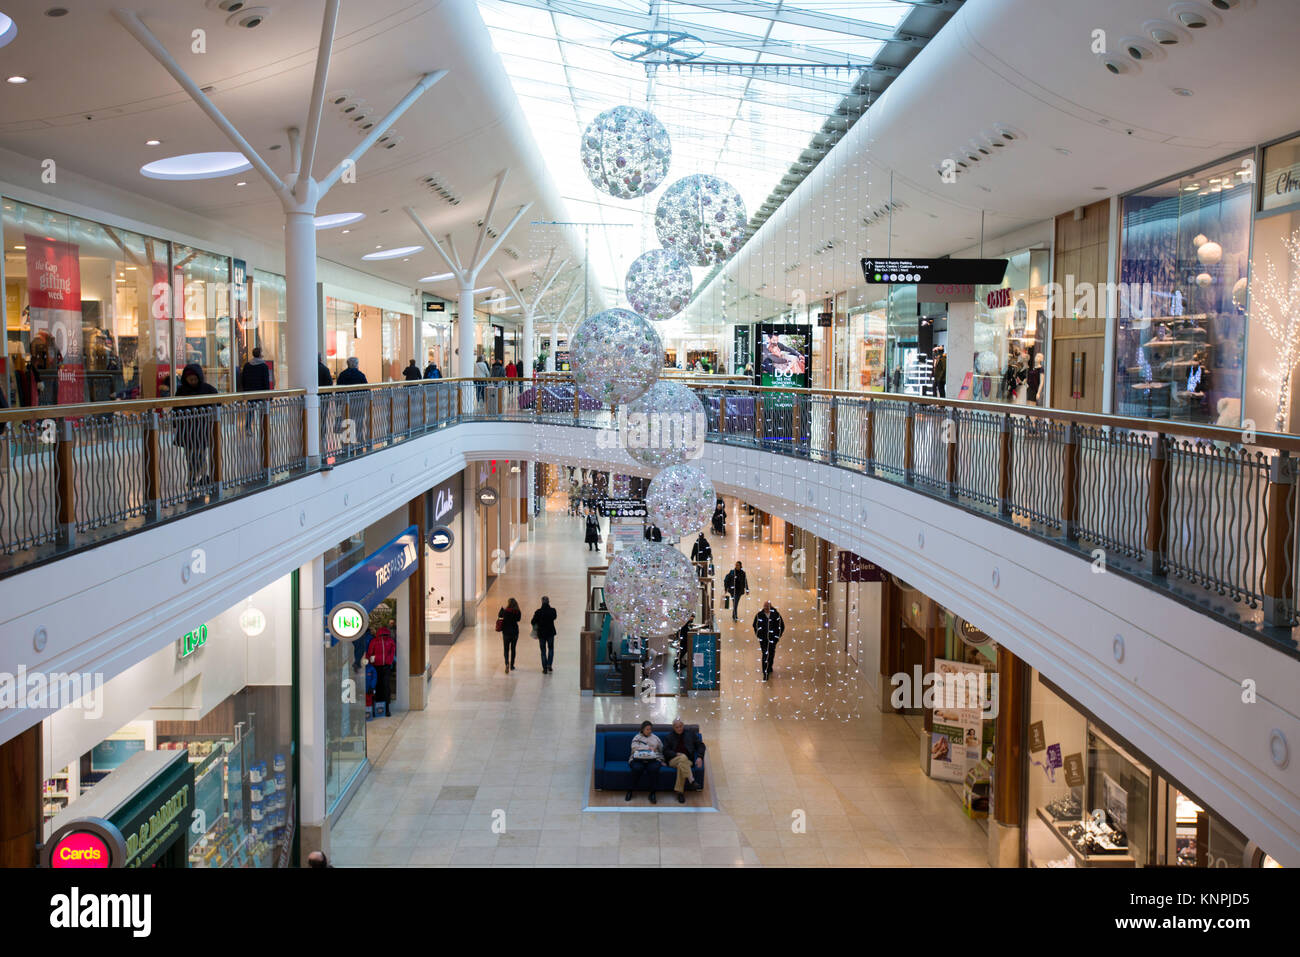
[
  {"xmin": 235, "ymin": 181, "xmax": 247, "ymax": 187},
  {"xmin": 341, "ymin": 228, "xmax": 350, "ymax": 234},
  {"xmin": 1183, "ymin": 183, "xmax": 1200, "ymax": 191},
  {"xmin": 145, "ymin": 139, "xmax": 162, "ymax": 146},
  {"xmin": 0, "ymin": 14, "xmax": 15, "ymax": 49},
  {"xmin": 140, "ymin": 151, "xmax": 252, "ymax": 181},
  {"xmin": 362, "ymin": 245, "xmax": 423, "ymax": 261},
  {"xmin": 13, "ymin": 244, "xmax": 24, "ymax": 250},
  {"xmin": 419, "ymin": 273, "xmax": 455, "ymax": 282},
  {"xmin": 7, "ymin": 75, "xmax": 28, "ymax": 84},
  {"xmin": 314, "ymin": 211, "xmax": 365, "ymax": 230}
]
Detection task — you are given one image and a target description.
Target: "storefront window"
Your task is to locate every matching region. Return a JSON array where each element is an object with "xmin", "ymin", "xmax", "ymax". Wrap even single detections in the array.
[
  {"xmin": 243, "ymin": 269, "xmax": 287, "ymax": 389},
  {"xmin": 173, "ymin": 243, "xmax": 234, "ymax": 393},
  {"xmin": 425, "ymin": 473, "xmax": 463, "ymax": 637},
  {"xmin": 323, "ymin": 294, "xmax": 413, "ymax": 384},
  {"xmin": 41, "ymin": 576, "xmax": 295, "ymax": 867},
  {"xmin": 1115, "ymin": 156, "xmax": 1252, "ymax": 424},
  {"xmin": 422, "ymin": 315, "xmax": 452, "ymax": 375},
  {"xmin": 973, "ymin": 248, "xmax": 1050, "ymax": 404},
  {"xmin": 4, "ymin": 199, "xmax": 172, "ymax": 404}
]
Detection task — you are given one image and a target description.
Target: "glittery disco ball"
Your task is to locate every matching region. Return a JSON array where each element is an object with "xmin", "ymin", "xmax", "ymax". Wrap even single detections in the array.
[
  {"xmin": 646, "ymin": 464, "xmax": 714, "ymax": 538},
  {"xmin": 622, "ymin": 380, "xmax": 706, "ymax": 468},
  {"xmin": 654, "ymin": 174, "xmax": 747, "ymax": 266},
  {"xmin": 605, "ymin": 542, "xmax": 697, "ymax": 636},
  {"xmin": 571, "ymin": 308, "xmax": 663, "ymax": 405},
  {"xmin": 625, "ymin": 249, "xmax": 694, "ymax": 322},
  {"xmin": 580, "ymin": 106, "xmax": 672, "ymax": 200}
]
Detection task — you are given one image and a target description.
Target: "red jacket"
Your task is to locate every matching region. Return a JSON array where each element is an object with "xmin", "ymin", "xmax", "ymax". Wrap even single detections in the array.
[{"xmin": 366, "ymin": 628, "xmax": 397, "ymax": 666}]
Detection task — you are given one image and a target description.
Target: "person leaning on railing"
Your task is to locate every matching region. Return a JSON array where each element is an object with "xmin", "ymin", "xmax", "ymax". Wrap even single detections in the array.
[{"xmin": 173, "ymin": 363, "xmax": 219, "ymax": 493}]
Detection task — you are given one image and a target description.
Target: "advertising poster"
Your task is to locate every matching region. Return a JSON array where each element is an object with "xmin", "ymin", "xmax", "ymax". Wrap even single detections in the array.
[
  {"xmin": 930, "ymin": 657, "xmax": 985, "ymax": 782},
  {"xmin": 755, "ymin": 323, "xmax": 811, "ymax": 453},
  {"xmin": 25, "ymin": 234, "xmax": 83, "ymax": 404}
]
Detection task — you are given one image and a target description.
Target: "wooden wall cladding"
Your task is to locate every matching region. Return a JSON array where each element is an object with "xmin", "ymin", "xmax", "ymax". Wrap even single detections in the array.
[{"xmin": 1052, "ymin": 200, "xmax": 1111, "ymax": 413}]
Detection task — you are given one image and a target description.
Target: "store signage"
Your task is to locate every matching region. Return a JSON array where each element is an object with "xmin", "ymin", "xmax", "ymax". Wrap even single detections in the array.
[
  {"xmin": 916, "ymin": 283, "xmax": 977, "ymax": 302},
  {"xmin": 477, "ymin": 486, "xmax": 499, "ymax": 507},
  {"xmin": 428, "ymin": 525, "xmax": 455, "ymax": 552},
  {"xmin": 1063, "ymin": 752, "xmax": 1086, "ymax": 788},
  {"xmin": 1028, "ymin": 721, "xmax": 1047, "ymax": 753},
  {"xmin": 232, "ymin": 258, "xmax": 247, "ymax": 303},
  {"xmin": 328, "ymin": 601, "xmax": 369, "ymax": 641},
  {"xmin": 862, "ymin": 257, "xmax": 1008, "ymax": 286},
  {"xmin": 817, "ymin": 312, "xmax": 833, "ymax": 327},
  {"xmin": 837, "ymin": 550, "xmax": 885, "ymax": 582},
  {"xmin": 45, "ymin": 824, "xmax": 119, "ymax": 868},
  {"xmin": 428, "ymin": 473, "xmax": 462, "ymax": 525},
  {"xmin": 598, "ymin": 497, "xmax": 647, "ymax": 518},
  {"xmin": 986, "ymin": 287, "xmax": 1013, "ymax": 309},
  {"xmin": 956, "ymin": 617, "xmax": 993, "ymax": 647},
  {"xmin": 1261, "ymin": 135, "xmax": 1300, "ymax": 212},
  {"xmin": 425, "ymin": 301, "xmax": 446, "ymax": 312},
  {"xmin": 324, "ymin": 526, "xmax": 420, "ymax": 614},
  {"xmin": 178, "ymin": 623, "xmax": 208, "ymax": 659},
  {"xmin": 239, "ymin": 607, "xmax": 267, "ymax": 637}
]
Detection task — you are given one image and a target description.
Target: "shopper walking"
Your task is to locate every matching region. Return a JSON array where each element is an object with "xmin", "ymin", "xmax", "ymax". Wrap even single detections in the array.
[
  {"xmin": 643, "ymin": 523, "xmax": 663, "ymax": 542},
  {"xmin": 712, "ymin": 499, "xmax": 726, "ymax": 536},
  {"xmin": 336, "ymin": 356, "xmax": 367, "ymax": 386},
  {"xmin": 690, "ymin": 532, "xmax": 713, "ymax": 578},
  {"xmin": 424, "ymin": 358, "xmax": 442, "ymax": 379},
  {"xmin": 626, "ymin": 720, "xmax": 663, "ymax": 804},
  {"xmin": 723, "ymin": 561, "xmax": 749, "ymax": 622},
  {"xmin": 531, "ymin": 596, "xmax": 558, "ymax": 673},
  {"xmin": 497, "ymin": 597, "xmax": 522, "ymax": 672},
  {"xmin": 365, "ymin": 621, "xmax": 398, "ymax": 716},
  {"xmin": 402, "ymin": 358, "xmax": 422, "ymax": 381},
  {"xmin": 752, "ymin": 601, "xmax": 785, "ymax": 681},
  {"xmin": 239, "ymin": 346, "xmax": 272, "ymax": 433},
  {"xmin": 585, "ymin": 511, "xmax": 601, "ymax": 551},
  {"xmin": 173, "ymin": 362, "xmax": 219, "ymax": 493}
]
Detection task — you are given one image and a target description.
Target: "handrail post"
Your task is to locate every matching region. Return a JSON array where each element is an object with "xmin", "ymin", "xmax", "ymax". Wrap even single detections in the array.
[
  {"xmin": 144, "ymin": 411, "xmax": 162, "ymax": 521},
  {"xmin": 864, "ymin": 398, "xmax": 875, "ymax": 475},
  {"xmin": 717, "ymin": 389, "xmax": 727, "ymax": 440},
  {"xmin": 456, "ymin": 381, "xmax": 464, "ymax": 420},
  {"xmin": 998, "ymin": 413, "xmax": 1013, "ymax": 517},
  {"xmin": 304, "ymin": 400, "xmax": 313, "ymax": 465},
  {"xmin": 1264, "ymin": 451, "xmax": 1296, "ymax": 627},
  {"xmin": 1061, "ymin": 421, "xmax": 1080, "ymax": 539},
  {"xmin": 945, "ymin": 408, "xmax": 958, "ymax": 498},
  {"xmin": 756, "ymin": 391, "xmax": 766, "ymax": 446},
  {"xmin": 828, "ymin": 395, "xmax": 838, "ymax": 466},
  {"xmin": 572, "ymin": 383, "xmax": 581, "ymax": 426},
  {"xmin": 261, "ymin": 400, "xmax": 273, "ymax": 482},
  {"xmin": 369, "ymin": 391, "xmax": 379, "ymax": 451},
  {"xmin": 55, "ymin": 418, "xmax": 76, "ymax": 547},
  {"xmin": 1146, "ymin": 435, "xmax": 1169, "ymax": 575},
  {"xmin": 903, "ymin": 403, "xmax": 915, "ymax": 483},
  {"xmin": 210, "ymin": 406, "xmax": 224, "ymax": 500}
]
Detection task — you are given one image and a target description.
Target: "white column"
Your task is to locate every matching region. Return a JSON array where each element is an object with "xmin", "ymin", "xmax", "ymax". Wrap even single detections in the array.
[
  {"xmin": 462, "ymin": 467, "xmax": 479, "ymax": 625},
  {"xmin": 297, "ymin": 555, "xmax": 328, "ymax": 861},
  {"xmin": 522, "ymin": 308, "xmax": 534, "ymax": 377},
  {"xmin": 285, "ymin": 204, "xmax": 321, "ymax": 463},
  {"xmin": 946, "ymin": 300, "xmax": 976, "ymax": 399},
  {"xmin": 393, "ymin": 581, "xmax": 411, "ymax": 715},
  {"xmin": 526, "ymin": 461, "xmax": 535, "ymax": 534},
  {"xmin": 547, "ymin": 329, "xmax": 557, "ymax": 372},
  {"xmin": 459, "ymin": 281, "xmax": 477, "ymax": 379}
]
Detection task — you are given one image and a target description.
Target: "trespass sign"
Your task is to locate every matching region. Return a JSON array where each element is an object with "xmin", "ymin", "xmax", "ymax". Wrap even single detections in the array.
[{"xmin": 328, "ymin": 601, "xmax": 369, "ymax": 642}]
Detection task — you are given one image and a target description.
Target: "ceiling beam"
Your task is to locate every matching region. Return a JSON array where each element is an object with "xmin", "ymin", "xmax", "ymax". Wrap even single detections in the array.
[{"xmin": 670, "ymin": 0, "xmax": 901, "ymax": 42}]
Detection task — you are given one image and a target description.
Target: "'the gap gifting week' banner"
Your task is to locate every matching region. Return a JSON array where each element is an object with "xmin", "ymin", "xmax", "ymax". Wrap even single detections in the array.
[{"xmin": 24, "ymin": 233, "xmax": 83, "ymax": 404}]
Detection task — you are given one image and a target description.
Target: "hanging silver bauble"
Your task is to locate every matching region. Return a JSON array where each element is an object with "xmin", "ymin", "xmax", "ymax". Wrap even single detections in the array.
[
  {"xmin": 622, "ymin": 380, "xmax": 707, "ymax": 468},
  {"xmin": 580, "ymin": 106, "xmax": 672, "ymax": 200},
  {"xmin": 570, "ymin": 308, "xmax": 662, "ymax": 406},
  {"xmin": 646, "ymin": 464, "xmax": 714, "ymax": 538},
  {"xmin": 605, "ymin": 541, "xmax": 697, "ymax": 636},
  {"xmin": 654, "ymin": 174, "xmax": 747, "ymax": 266},
  {"xmin": 625, "ymin": 248, "xmax": 694, "ymax": 322}
]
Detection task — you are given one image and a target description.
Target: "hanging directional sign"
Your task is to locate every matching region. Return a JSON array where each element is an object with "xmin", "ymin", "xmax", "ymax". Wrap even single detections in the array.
[
  {"xmin": 477, "ymin": 486, "xmax": 499, "ymax": 507},
  {"xmin": 861, "ymin": 257, "xmax": 1007, "ymax": 286}
]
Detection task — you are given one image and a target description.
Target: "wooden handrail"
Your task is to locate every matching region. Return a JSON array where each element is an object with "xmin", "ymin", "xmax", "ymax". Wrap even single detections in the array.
[{"xmin": 0, "ymin": 388, "xmax": 305, "ymax": 423}]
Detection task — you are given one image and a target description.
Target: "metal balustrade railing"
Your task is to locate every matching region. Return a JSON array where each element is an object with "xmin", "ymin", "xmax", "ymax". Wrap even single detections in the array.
[{"xmin": 3, "ymin": 376, "xmax": 1298, "ymax": 640}]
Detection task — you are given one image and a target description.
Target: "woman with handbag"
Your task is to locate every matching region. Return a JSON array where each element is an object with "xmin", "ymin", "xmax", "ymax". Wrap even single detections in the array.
[{"xmin": 497, "ymin": 597, "xmax": 522, "ymax": 672}]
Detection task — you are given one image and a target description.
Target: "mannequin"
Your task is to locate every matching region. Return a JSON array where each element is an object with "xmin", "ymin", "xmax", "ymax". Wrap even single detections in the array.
[{"xmin": 1026, "ymin": 353, "xmax": 1045, "ymax": 406}]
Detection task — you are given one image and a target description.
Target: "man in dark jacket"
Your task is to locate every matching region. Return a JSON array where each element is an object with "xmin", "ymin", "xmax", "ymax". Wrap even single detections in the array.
[
  {"xmin": 335, "ymin": 356, "xmax": 367, "ymax": 386},
  {"xmin": 531, "ymin": 597, "xmax": 558, "ymax": 673},
  {"xmin": 723, "ymin": 561, "xmax": 748, "ymax": 622},
  {"xmin": 317, "ymin": 354, "xmax": 333, "ymax": 387},
  {"xmin": 239, "ymin": 346, "xmax": 272, "ymax": 432},
  {"xmin": 174, "ymin": 362, "xmax": 219, "ymax": 491},
  {"xmin": 690, "ymin": 532, "xmax": 712, "ymax": 578},
  {"xmin": 663, "ymin": 718, "xmax": 706, "ymax": 803},
  {"xmin": 402, "ymin": 359, "xmax": 422, "ymax": 381},
  {"xmin": 752, "ymin": 601, "xmax": 785, "ymax": 681},
  {"xmin": 643, "ymin": 524, "xmax": 663, "ymax": 543}
]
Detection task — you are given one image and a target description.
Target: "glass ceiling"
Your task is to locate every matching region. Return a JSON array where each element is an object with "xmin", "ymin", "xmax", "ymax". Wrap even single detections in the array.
[{"xmin": 478, "ymin": 0, "xmax": 913, "ymax": 318}]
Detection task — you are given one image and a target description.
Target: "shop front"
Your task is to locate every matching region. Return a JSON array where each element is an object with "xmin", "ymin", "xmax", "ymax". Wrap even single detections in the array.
[
  {"xmin": 38, "ymin": 574, "xmax": 296, "ymax": 868},
  {"xmin": 322, "ymin": 288, "xmax": 415, "ymax": 385},
  {"xmin": 426, "ymin": 471, "xmax": 464, "ymax": 642},
  {"xmin": 971, "ymin": 247, "xmax": 1050, "ymax": 404},
  {"xmin": 1024, "ymin": 672, "xmax": 1279, "ymax": 869}
]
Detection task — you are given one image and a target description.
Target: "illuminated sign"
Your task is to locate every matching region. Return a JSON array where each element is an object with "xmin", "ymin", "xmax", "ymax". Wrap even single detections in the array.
[
  {"xmin": 178, "ymin": 623, "xmax": 208, "ymax": 659},
  {"xmin": 477, "ymin": 486, "xmax": 499, "ymax": 507},
  {"xmin": 428, "ymin": 526, "xmax": 455, "ymax": 552},
  {"xmin": 50, "ymin": 831, "xmax": 111, "ymax": 868},
  {"xmin": 862, "ymin": 257, "xmax": 1008, "ymax": 286},
  {"xmin": 328, "ymin": 602, "xmax": 369, "ymax": 641}
]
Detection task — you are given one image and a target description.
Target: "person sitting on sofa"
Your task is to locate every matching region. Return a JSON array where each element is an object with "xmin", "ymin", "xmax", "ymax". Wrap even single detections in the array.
[
  {"xmin": 663, "ymin": 718, "xmax": 706, "ymax": 803},
  {"xmin": 626, "ymin": 720, "xmax": 664, "ymax": 804}
]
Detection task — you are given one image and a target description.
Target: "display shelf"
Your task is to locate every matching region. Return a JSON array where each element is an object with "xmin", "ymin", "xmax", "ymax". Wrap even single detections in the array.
[{"xmin": 1036, "ymin": 806, "xmax": 1137, "ymax": 868}]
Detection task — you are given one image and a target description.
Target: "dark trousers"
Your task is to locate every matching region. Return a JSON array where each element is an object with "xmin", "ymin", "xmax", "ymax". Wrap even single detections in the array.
[
  {"xmin": 760, "ymin": 639, "xmax": 777, "ymax": 678},
  {"xmin": 374, "ymin": 663, "xmax": 395, "ymax": 712},
  {"xmin": 538, "ymin": 635, "xmax": 555, "ymax": 670},
  {"xmin": 502, "ymin": 634, "xmax": 518, "ymax": 666},
  {"xmin": 628, "ymin": 758, "xmax": 660, "ymax": 794},
  {"xmin": 729, "ymin": 594, "xmax": 743, "ymax": 621}
]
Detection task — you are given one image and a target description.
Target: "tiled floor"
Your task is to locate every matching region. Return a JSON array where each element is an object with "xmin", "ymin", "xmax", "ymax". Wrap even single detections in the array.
[{"xmin": 332, "ymin": 496, "xmax": 989, "ymax": 867}]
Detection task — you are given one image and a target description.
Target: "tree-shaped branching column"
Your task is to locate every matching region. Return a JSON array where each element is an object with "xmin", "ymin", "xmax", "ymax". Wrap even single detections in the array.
[{"xmin": 1251, "ymin": 228, "xmax": 1300, "ymax": 432}]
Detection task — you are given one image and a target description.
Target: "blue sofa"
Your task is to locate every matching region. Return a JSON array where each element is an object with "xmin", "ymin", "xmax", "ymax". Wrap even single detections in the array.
[{"xmin": 593, "ymin": 723, "xmax": 706, "ymax": 792}]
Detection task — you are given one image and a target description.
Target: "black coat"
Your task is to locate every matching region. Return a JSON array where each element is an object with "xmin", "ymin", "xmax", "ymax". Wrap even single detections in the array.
[
  {"xmin": 318, "ymin": 361, "xmax": 333, "ymax": 387},
  {"xmin": 690, "ymin": 536, "xmax": 712, "ymax": 562},
  {"xmin": 336, "ymin": 366, "xmax": 367, "ymax": 386},
  {"xmin": 531, "ymin": 604, "xmax": 557, "ymax": 639},
  {"xmin": 240, "ymin": 359, "xmax": 271, "ymax": 392},
  {"xmin": 498, "ymin": 606, "xmax": 522, "ymax": 639},
  {"xmin": 644, "ymin": 525, "xmax": 663, "ymax": 542},
  {"xmin": 173, "ymin": 363, "xmax": 219, "ymax": 449},
  {"xmin": 585, "ymin": 516, "xmax": 600, "ymax": 544},
  {"xmin": 723, "ymin": 568, "xmax": 748, "ymax": 597},
  {"xmin": 752, "ymin": 608, "xmax": 785, "ymax": 644},
  {"xmin": 664, "ymin": 728, "xmax": 706, "ymax": 763},
  {"xmin": 403, "ymin": 364, "xmax": 422, "ymax": 381}
]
